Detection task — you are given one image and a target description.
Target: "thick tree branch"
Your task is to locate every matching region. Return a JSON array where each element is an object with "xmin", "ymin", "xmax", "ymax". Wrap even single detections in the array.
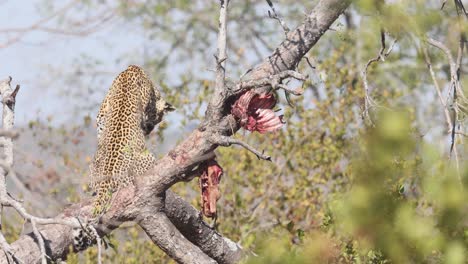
[
  {"xmin": 165, "ymin": 191, "xmax": 243, "ymax": 264},
  {"xmin": 0, "ymin": 0, "xmax": 351, "ymax": 262},
  {"xmin": 249, "ymin": 0, "xmax": 351, "ymax": 78},
  {"xmin": 140, "ymin": 212, "xmax": 216, "ymax": 264},
  {"xmin": 0, "ymin": 190, "xmax": 241, "ymax": 264}
]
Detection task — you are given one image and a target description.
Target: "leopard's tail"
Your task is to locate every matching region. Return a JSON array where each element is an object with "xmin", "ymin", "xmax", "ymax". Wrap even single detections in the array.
[{"xmin": 92, "ymin": 186, "xmax": 113, "ymax": 217}]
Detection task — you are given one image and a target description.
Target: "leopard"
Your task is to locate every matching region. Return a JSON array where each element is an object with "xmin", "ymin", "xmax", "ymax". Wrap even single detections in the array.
[
  {"xmin": 73, "ymin": 65, "xmax": 174, "ymax": 251},
  {"xmin": 90, "ymin": 64, "xmax": 174, "ymax": 215}
]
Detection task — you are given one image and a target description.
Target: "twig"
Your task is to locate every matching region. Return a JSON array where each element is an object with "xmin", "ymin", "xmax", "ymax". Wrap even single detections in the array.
[
  {"xmin": 0, "ymin": 231, "xmax": 20, "ymax": 263},
  {"xmin": 303, "ymin": 57, "xmax": 316, "ymax": 70},
  {"xmin": 266, "ymin": 0, "xmax": 290, "ymax": 35},
  {"xmin": 234, "ymin": 70, "xmax": 307, "ymax": 95},
  {"xmin": 441, "ymin": 0, "xmax": 448, "ymax": 10},
  {"xmin": 31, "ymin": 219, "xmax": 47, "ymax": 264},
  {"xmin": 210, "ymin": 135, "xmax": 271, "ymax": 161},
  {"xmin": 1, "ymin": 195, "xmax": 80, "ymax": 227},
  {"xmin": 276, "ymin": 84, "xmax": 303, "ymax": 96},
  {"xmin": 454, "ymin": 0, "xmax": 468, "ymax": 19},
  {"xmin": 361, "ymin": 30, "xmax": 398, "ymax": 124}
]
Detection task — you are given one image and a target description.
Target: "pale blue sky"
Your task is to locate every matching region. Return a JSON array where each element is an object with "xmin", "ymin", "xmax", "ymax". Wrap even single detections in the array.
[{"xmin": 0, "ymin": 1, "xmax": 151, "ymax": 125}]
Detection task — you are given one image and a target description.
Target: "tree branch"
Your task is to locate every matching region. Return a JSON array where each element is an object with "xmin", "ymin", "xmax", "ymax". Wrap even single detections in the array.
[
  {"xmin": 426, "ymin": 36, "xmax": 465, "ymax": 184},
  {"xmin": 361, "ymin": 30, "xmax": 398, "ymax": 124},
  {"xmin": 164, "ymin": 191, "xmax": 243, "ymax": 264},
  {"xmin": 140, "ymin": 212, "xmax": 216, "ymax": 264},
  {"xmin": 0, "ymin": 0, "xmax": 351, "ymax": 262},
  {"xmin": 210, "ymin": 135, "xmax": 272, "ymax": 161}
]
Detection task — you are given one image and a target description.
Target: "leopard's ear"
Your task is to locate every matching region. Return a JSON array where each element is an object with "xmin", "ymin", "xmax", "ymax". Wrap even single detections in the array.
[{"xmin": 165, "ymin": 102, "xmax": 176, "ymax": 112}]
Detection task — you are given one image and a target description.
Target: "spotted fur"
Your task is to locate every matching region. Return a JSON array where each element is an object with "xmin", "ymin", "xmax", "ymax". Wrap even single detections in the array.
[{"xmin": 89, "ymin": 65, "xmax": 174, "ymax": 216}]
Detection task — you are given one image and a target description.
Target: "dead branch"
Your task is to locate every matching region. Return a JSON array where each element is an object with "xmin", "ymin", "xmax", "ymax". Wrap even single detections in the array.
[
  {"xmin": 361, "ymin": 30, "xmax": 398, "ymax": 124},
  {"xmin": 266, "ymin": 0, "xmax": 290, "ymax": 35},
  {"xmin": 210, "ymin": 135, "xmax": 272, "ymax": 161},
  {"xmin": 426, "ymin": 39, "xmax": 461, "ymax": 146},
  {"xmin": 0, "ymin": 76, "xmax": 18, "ymax": 261},
  {"xmin": 422, "ymin": 46, "xmax": 453, "ymax": 132},
  {"xmin": 234, "ymin": 70, "xmax": 307, "ymax": 95},
  {"xmin": 0, "ymin": 78, "xmax": 81, "ymax": 264},
  {"xmin": 426, "ymin": 35, "xmax": 465, "ymax": 184}
]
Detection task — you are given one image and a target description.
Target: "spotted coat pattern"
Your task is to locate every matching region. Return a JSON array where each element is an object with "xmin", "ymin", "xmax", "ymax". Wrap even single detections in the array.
[{"xmin": 89, "ymin": 65, "xmax": 174, "ymax": 215}]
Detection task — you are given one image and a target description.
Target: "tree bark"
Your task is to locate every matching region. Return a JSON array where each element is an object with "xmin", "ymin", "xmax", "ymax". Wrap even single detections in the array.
[{"xmin": 0, "ymin": 0, "xmax": 351, "ymax": 263}]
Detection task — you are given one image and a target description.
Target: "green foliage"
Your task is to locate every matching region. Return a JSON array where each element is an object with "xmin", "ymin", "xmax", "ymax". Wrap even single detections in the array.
[{"xmin": 8, "ymin": 0, "xmax": 468, "ymax": 263}]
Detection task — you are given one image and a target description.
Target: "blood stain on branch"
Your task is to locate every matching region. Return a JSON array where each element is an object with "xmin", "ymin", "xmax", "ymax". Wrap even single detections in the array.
[{"xmin": 232, "ymin": 90, "xmax": 285, "ymax": 133}]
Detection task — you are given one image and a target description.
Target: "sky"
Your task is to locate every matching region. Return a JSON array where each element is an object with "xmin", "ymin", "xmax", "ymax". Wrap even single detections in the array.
[{"xmin": 0, "ymin": 1, "xmax": 149, "ymax": 125}]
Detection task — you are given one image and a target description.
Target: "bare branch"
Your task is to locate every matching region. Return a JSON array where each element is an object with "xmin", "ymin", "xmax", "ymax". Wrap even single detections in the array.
[
  {"xmin": 0, "ymin": 78, "xmax": 82, "ymax": 263},
  {"xmin": 422, "ymin": 46, "xmax": 452, "ymax": 131},
  {"xmin": 361, "ymin": 30, "xmax": 398, "ymax": 124},
  {"xmin": 210, "ymin": 135, "xmax": 272, "ymax": 161},
  {"xmin": 427, "ymin": 38, "xmax": 456, "ymax": 65},
  {"xmin": 31, "ymin": 219, "xmax": 47, "ymax": 264},
  {"xmin": 0, "ymin": 76, "xmax": 16, "ymax": 257},
  {"xmin": 266, "ymin": 0, "xmax": 290, "ymax": 35},
  {"xmin": 441, "ymin": 0, "xmax": 448, "ymax": 10},
  {"xmin": 276, "ymin": 84, "xmax": 304, "ymax": 96},
  {"xmin": 426, "ymin": 36, "xmax": 465, "ymax": 183},
  {"xmin": 234, "ymin": 70, "xmax": 307, "ymax": 94},
  {"xmin": 0, "ymin": 0, "xmax": 79, "ymax": 48}
]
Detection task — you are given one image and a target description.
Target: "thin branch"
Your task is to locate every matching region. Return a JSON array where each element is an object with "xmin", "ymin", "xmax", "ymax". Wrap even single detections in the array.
[
  {"xmin": 210, "ymin": 135, "xmax": 272, "ymax": 161},
  {"xmin": 441, "ymin": 0, "xmax": 448, "ymax": 10},
  {"xmin": 422, "ymin": 46, "xmax": 453, "ymax": 131},
  {"xmin": 234, "ymin": 70, "xmax": 307, "ymax": 94},
  {"xmin": 266, "ymin": 0, "xmax": 290, "ymax": 35},
  {"xmin": 0, "ymin": 0, "xmax": 79, "ymax": 49},
  {"xmin": 361, "ymin": 30, "xmax": 398, "ymax": 124},
  {"xmin": 426, "ymin": 36, "xmax": 465, "ymax": 184},
  {"xmin": 31, "ymin": 219, "xmax": 47, "ymax": 264},
  {"xmin": 454, "ymin": 0, "xmax": 468, "ymax": 18},
  {"xmin": 0, "ymin": 231, "xmax": 20, "ymax": 263}
]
